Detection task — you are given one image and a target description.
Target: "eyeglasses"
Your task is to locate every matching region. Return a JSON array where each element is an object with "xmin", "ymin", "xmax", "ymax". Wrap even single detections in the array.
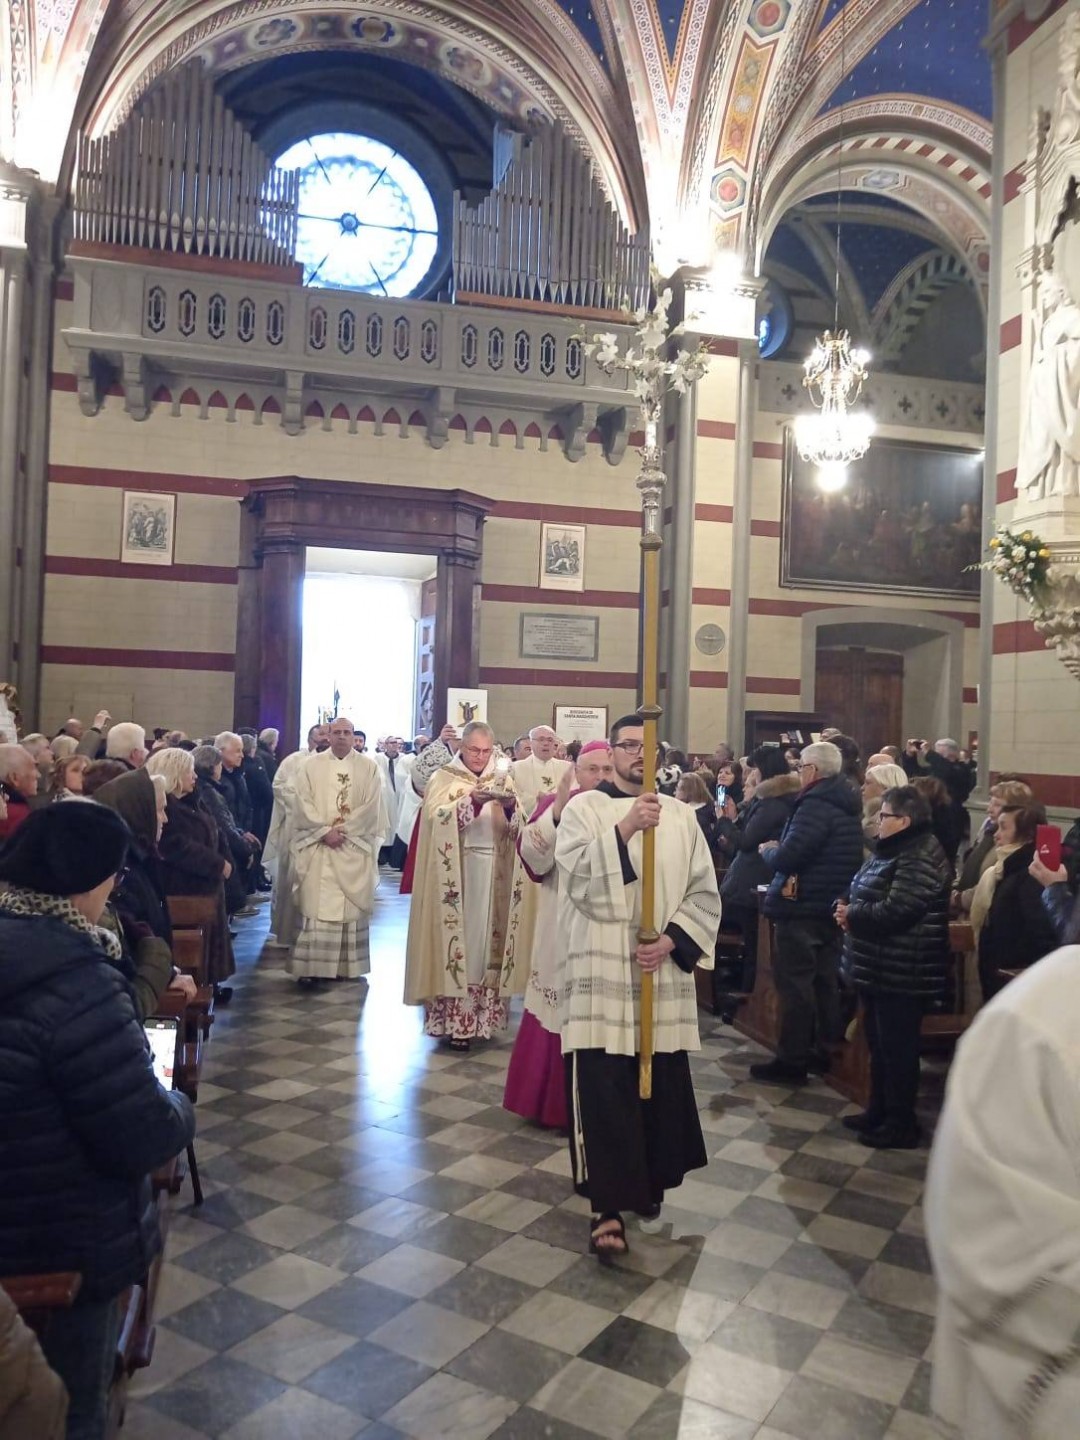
[
  {"xmin": 613, "ymin": 741, "xmax": 655, "ymax": 755},
  {"xmin": 795, "ymin": 762, "xmax": 816, "ymax": 772},
  {"xmin": 878, "ymin": 811, "xmax": 900, "ymax": 821}
]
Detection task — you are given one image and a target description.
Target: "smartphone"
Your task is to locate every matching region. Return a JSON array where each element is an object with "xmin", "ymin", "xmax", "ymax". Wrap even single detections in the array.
[
  {"xmin": 716, "ymin": 784, "xmax": 727, "ymax": 808},
  {"xmin": 1036, "ymin": 824, "xmax": 1062, "ymax": 870}
]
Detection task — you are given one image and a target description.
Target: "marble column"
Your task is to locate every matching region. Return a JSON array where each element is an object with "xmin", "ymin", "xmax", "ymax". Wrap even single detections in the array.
[
  {"xmin": 16, "ymin": 192, "xmax": 61, "ymax": 724},
  {"xmin": 0, "ymin": 163, "xmax": 35, "ymax": 683},
  {"xmin": 726, "ymin": 346, "xmax": 758, "ymax": 753},
  {"xmin": 665, "ymin": 380, "xmax": 697, "ymax": 749}
]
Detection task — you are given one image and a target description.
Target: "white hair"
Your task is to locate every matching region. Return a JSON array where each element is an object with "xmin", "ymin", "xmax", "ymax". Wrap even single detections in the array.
[
  {"xmin": 529, "ymin": 725, "xmax": 556, "ymax": 741},
  {"xmin": 865, "ymin": 763, "xmax": 908, "ymax": 792},
  {"xmin": 105, "ymin": 722, "xmax": 146, "ymax": 760},
  {"xmin": 145, "ymin": 746, "xmax": 195, "ymax": 797},
  {"xmin": 149, "ymin": 772, "xmax": 169, "ymax": 806},
  {"xmin": 213, "ymin": 731, "xmax": 242, "ymax": 750},
  {"xmin": 51, "ymin": 735, "xmax": 78, "ymax": 760},
  {"xmin": 21, "ymin": 734, "xmax": 51, "ymax": 758},
  {"xmin": 935, "ymin": 738, "xmax": 960, "ymax": 755},
  {"xmin": 461, "ymin": 721, "xmax": 494, "ymax": 743},
  {"xmin": 801, "ymin": 741, "xmax": 842, "ymax": 777},
  {"xmin": 0, "ymin": 743, "xmax": 33, "ymax": 780},
  {"xmin": 259, "ymin": 728, "xmax": 279, "ymax": 748}
]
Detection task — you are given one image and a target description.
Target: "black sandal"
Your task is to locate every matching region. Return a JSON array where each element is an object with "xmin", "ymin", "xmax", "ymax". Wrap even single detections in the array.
[
  {"xmin": 589, "ymin": 1213, "xmax": 628, "ymax": 1264},
  {"xmin": 447, "ymin": 1038, "xmax": 471, "ymax": 1052}
]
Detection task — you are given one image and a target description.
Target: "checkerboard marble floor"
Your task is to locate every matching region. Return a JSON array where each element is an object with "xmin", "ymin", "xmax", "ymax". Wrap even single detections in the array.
[{"xmin": 124, "ymin": 886, "xmax": 953, "ymax": 1440}]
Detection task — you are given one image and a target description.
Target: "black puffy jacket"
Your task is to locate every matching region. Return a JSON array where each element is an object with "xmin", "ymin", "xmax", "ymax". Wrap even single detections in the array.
[
  {"xmin": 763, "ymin": 773, "xmax": 864, "ymax": 920},
  {"xmin": 840, "ymin": 822, "xmax": 951, "ymax": 999},
  {"xmin": 0, "ymin": 914, "xmax": 195, "ymax": 1302},
  {"xmin": 720, "ymin": 773, "xmax": 801, "ymax": 910}
]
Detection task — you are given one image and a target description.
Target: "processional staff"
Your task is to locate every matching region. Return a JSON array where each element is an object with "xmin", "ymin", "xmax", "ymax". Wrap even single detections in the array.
[{"xmin": 585, "ymin": 279, "xmax": 709, "ymax": 1097}]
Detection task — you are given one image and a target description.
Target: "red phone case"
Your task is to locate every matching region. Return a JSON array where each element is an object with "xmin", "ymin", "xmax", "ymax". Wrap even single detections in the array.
[{"xmin": 1036, "ymin": 824, "xmax": 1062, "ymax": 870}]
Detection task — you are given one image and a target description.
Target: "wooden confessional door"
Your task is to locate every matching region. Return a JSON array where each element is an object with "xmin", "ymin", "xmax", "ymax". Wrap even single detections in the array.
[
  {"xmin": 415, "ymin": 577, "xmax": 437, "ymax": 735},
  {"xmin": 815, "ymin": 648, "xmax": 903, "ymax": 754}
]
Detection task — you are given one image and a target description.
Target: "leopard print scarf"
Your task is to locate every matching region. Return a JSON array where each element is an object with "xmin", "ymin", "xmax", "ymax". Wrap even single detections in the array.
[{"xmin": 0, "ymin": 885, "xmax": 123, "ymax": 959}]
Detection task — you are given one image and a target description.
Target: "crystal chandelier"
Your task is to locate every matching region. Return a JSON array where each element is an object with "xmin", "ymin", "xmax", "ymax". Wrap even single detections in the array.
[
  {"xmin": 794, "ymin": 329, "xmax": 874, "ymax": 488},
  {"xmin": 795, "ymin": 2, "xmax": 873, "ymax": 488}
]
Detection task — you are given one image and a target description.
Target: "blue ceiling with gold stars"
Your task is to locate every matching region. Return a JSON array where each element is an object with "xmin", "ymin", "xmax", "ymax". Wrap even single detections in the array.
[
  {"xmin": 552, "ymin": 0, "xmax": 691, "ymax": 68},
  {"xmin": 822, "ymin": 0, "xmax": 992, "ymax": 119},
  {"xmin": 550, "ymin": 2, "xmax": 609, "ymax": 69}
]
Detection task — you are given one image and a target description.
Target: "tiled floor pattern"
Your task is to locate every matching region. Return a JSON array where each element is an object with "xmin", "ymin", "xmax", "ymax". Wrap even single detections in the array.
[{"xmin": 124, "ymin": 886, "xmax": 951, "ymax": 1439}]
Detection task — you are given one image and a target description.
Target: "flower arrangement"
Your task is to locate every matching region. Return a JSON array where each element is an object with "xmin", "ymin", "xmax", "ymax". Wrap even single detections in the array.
[{"xmin": 970, "ymin": 525, "xmax": 1053, "ymax": 605}]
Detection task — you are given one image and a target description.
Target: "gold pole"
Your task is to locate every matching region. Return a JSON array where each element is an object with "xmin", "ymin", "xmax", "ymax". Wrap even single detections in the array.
[{"xmin": 637, "ymin": 524, "xmax": 662, "ymax": 1099}]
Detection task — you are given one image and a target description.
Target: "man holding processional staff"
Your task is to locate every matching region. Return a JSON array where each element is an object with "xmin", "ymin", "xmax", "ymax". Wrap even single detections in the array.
[{"xmin": 555, "ymin": 715, "xmax": 720, "ymax": 1259}]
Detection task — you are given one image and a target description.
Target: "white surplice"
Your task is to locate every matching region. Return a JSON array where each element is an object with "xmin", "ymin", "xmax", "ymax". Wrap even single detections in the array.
[
  {"xmin": 554, "ymin": 790, "xmax": 719, "ymax": 1057},
  {"xmin": 289, "ymin": 749, "xmax": 387, "ymax": 978},
  {"xmin": 926, "ymin": 944, "xmax": 1080, "ymax": 1439},
  {"xmin": 374, "ymin": 751, "xmax": 414, "ymax": 847}
]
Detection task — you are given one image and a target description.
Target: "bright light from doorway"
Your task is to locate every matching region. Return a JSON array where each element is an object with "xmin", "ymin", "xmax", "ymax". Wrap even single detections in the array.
[{"xmin": 301, "ymin": 551, "xmax": 433, "ymax": 742}]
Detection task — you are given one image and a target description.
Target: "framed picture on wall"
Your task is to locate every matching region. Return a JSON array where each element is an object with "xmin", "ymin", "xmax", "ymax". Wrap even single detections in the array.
[
  {"xmin": 538, "ymin": 522, "xmax": 586, "ymax": 592},
  {"xmin": 553, "ymin": 705, "xmax": 609, "ymax": 744},
  {"xmin": 780, "ymin": 431, "xmax": 983, "ymax": 598},
  {"xmin": 121, "ymin": 490, "xmax": 176, "ymax": 567}
]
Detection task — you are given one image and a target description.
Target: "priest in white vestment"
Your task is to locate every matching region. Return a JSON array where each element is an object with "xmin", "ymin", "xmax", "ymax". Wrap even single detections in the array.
[
  {"xmin": 374, "ymin": 736, "xmax": 413, "ymax": 869},
  {"xmin": 264, "ymin": 723, "xmax": 327, "ymax": 948},
  {"xmin": 404, "ymin": 721, "xmax": 526, "ymax": 1048},
  {"xmin": 926, "ymin": 943, "xmax": 1080, "ymax": 1439},
  {"xmin": 503, "ymin": 741, "xmax": 615, "ymax": 1129},
  {"xmin": 555, "ymin": 715, "xmax": 720, "ymax": 1258},
  {"xmin": 289, "ymin": 717, "xmax": 387, "ymax": 984},
  {"xmin": 511, "ymin": 725, "xmax": 572, "ymax": 818}
]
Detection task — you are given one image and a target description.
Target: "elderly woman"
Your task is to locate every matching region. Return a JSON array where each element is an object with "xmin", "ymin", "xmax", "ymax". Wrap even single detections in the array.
[
  {"xmin": 0, "ymin": 803, "xmax": 195, "ymax": 1440},
  {"xmin": 836, "ymin": 786, "xmax": 952, "ymax": 1149},
  {"xmin": 861, "ymin": 762, "xmax": 909, "ymax": 852},
  {"xmin": 146, "ymin": 746, "xmax": 235, "ymax": 989},
  {"xmin": 972, "ymin": 802, "xmax": 1060, "ymax": 1001},
  {"xmin": 192, "ymin": 744, "xmax": 255, "ymax": 916}
]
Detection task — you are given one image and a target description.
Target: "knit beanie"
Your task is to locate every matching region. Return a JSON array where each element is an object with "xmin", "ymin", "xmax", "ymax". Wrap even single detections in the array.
[{"xmin": 0, "ymin": 801, "xmax": 131, "ymax": 896}]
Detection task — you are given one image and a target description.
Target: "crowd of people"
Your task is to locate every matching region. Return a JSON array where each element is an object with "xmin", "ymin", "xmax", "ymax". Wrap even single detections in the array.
[{"xmin": 1, "ymin": 707, "xmax": 1078, "ymax": 1437}]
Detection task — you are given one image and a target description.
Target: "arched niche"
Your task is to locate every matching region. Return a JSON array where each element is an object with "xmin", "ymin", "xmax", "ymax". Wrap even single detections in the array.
[{"xmin": 799, "ymin": 607, "xmax": 967, "ymax": 748}]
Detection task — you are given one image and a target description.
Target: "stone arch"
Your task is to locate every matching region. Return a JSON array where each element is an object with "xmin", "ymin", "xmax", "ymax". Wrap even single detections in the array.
[{"xmin": 799, "ymin": 606, "xmax": 967, "ymax": 748}]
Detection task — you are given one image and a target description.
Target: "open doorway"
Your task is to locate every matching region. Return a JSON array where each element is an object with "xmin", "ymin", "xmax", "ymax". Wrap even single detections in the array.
[
  {"xmin": 301, "ymin": 548, "xmax": 437, "ymax": 741},
  {"xmin": 235, "ymin": 479, "xmax": 491, "ymax": 750}
]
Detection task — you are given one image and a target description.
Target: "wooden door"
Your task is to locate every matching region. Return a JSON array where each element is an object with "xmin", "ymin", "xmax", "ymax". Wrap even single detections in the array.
[
  {"xmin": 415, "ymin": 577, "xmax": 437, "ymax": 735},
  {"xmin": 814, "ymin": 648, "xmax": 903, "ymax": 755}
]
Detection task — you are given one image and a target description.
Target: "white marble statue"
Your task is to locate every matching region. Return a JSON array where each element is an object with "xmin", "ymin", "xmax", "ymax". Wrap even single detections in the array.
[{"xmin": 1017, "ymin": 273, "xmax": 1080, "ymax": 500}]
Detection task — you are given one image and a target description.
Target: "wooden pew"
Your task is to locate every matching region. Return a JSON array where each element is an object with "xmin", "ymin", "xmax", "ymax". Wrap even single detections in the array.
[{"xmin": 732, "ymin": 909, "xmax": 975, "ymax": 1107}]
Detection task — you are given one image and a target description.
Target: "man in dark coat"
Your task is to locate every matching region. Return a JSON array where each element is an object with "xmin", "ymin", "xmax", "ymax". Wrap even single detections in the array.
[
  {"xmin": 215, "ymin": 731, "xmax": 261, "ymax": 902},
  {"xmin": 0, "ymin": 803, "xmax": 195, "ymax": 1439},
  {"xmin": 753, "ymin": 741, "xmax": 864, "ymax": 1083},
  {"xmin": 837, "ymin": 786, "xmax": 952, "ymax": 1148}
]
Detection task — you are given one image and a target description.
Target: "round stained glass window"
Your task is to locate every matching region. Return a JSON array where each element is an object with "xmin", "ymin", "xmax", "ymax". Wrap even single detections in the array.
[{"xmin": 277, "ymin": 132, "xmax": 439, "ymax": 297}]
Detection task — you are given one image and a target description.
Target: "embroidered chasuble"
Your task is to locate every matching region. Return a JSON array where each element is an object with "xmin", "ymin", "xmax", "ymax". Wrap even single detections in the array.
[
  {"xmin": 511, "ymin": 754, "xmax": 572, "ymax": 820},
  {"xmin": 289, "ymin": 749, "xmax": 387, "ymax": 979},
  {"xmin": 508, "ymin": 754, "xmax": 572, "ymax": 992},
  {"xmin": 404, "ymin": 755, "xmax": 526, "ymax": 1040},
  {"xmin": 515, "ymin": 793, "xmax": 565, "ymax": 1034},
  {"xmin": 265, "ymin": 747, "xmax": 311, "ymax": 948}
]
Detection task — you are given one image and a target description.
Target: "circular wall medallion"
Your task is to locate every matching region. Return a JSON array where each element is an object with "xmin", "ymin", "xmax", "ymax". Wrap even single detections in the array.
[{"xmin": 695, "ymin": 624, "xmax": 727, "ymax": 656}]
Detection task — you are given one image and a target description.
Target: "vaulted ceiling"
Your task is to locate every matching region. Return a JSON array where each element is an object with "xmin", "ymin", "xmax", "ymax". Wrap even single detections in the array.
[{"xmin": 2, "ymin": 0, "xmax": 998, "ymax": 293}]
